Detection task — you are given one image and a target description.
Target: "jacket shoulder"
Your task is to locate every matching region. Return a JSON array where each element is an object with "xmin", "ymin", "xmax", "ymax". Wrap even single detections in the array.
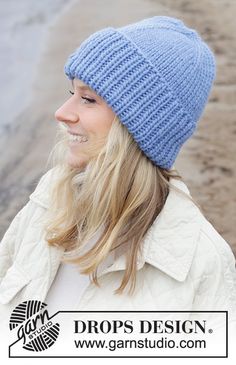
[
  {"xmin": 0, "ymin": 199, "xmax": 38, "ymax": 280},
  {"xmin": 0, "ymin": 168, "xmax": 56, "ymax": 274},
  {"xmin": 196, "ymin": 216, "xmax": 235, "ymax": 274},
  {"xmin": 29, "ymin": 167, "xmax": 58, "ymax": 209}
]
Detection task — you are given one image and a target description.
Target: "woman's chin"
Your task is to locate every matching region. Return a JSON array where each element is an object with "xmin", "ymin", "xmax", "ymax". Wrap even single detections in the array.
[{"xmin": 66, "ymin": 151, "xmax": 88, "ymax": 169}]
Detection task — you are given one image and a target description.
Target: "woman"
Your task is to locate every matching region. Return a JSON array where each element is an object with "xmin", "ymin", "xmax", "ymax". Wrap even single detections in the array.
[{"xmin": 0, "ymin": 16, "xmax": 236, "ymax": 352}]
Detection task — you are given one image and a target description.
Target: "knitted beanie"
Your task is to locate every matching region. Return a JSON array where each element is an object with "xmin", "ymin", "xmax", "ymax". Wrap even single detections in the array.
[{"xmin": 64, "ymin": 16, "xmax": 216, "ymax": 169}]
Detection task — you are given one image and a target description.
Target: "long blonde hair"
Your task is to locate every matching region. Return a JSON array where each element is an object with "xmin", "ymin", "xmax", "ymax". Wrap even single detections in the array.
[{"xmin": 44, "ymin": 116, "xmax": 201, "ymax": 295}]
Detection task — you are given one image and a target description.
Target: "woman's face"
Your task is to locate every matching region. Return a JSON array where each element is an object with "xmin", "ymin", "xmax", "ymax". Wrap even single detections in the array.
[{"xmin": 54, "ymin": 78, "xmax": 116, "ymax": 168}]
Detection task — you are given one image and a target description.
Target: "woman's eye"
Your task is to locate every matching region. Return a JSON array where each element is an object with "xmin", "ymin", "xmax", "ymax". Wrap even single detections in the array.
[
  {"xmin": 68, "ymin": 90, "xmax": 95, "ymax": 104},
  {"xmin": 81, "ymin": 96, "xmax": 96, "ymax": 104}
]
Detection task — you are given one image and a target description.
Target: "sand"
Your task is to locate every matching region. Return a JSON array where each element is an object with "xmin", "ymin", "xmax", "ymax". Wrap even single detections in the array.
[{"xmin": 0, "ymin": 0, "xmax": 235, "ymax": 256}]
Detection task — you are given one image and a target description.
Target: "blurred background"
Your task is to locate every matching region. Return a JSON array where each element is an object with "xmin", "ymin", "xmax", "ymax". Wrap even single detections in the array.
[{"xmin": 0, "ymin": 0, "xmax": 235, "ymax": 256}]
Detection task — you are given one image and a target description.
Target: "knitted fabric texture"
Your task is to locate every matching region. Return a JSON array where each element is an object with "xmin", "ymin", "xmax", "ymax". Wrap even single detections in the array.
[{"xmin": 64, "ymin": 16, "xmax": 216, "ymax": 169}]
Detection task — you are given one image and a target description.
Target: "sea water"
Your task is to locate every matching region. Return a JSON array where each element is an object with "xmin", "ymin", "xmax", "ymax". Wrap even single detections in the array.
[{"xmin": 0, "ymin": 0, "xmax": 75, "ymax": 136}]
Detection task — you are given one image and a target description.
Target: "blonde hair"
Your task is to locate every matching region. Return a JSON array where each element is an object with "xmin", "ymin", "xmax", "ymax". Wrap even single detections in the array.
[{"xmin": 44, "ymin": 116, "xmax": 201, "ymax": 295}]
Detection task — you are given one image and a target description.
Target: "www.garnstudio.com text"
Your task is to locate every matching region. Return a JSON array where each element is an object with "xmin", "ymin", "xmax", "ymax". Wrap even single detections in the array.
[{"xmin": 74, "ymin": 337, "xmax": 206, "ymax": 351}]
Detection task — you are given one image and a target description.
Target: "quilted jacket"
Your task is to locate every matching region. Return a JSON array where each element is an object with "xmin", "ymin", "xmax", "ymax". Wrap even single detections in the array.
[{"xmin": 0, "ymin": 167, "xmax": 236, "ymax": 355}]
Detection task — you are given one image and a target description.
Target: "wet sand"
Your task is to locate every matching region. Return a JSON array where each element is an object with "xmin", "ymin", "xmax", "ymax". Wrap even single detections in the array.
[{"xmin": 0, "ymin": 0, "xmax": 235, "ymax": 256}]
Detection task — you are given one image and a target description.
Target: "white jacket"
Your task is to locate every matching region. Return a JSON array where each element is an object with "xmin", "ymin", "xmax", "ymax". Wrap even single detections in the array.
[{"xmin": 0, "ymin": 168, "xmax": 236, "ymax": 355}]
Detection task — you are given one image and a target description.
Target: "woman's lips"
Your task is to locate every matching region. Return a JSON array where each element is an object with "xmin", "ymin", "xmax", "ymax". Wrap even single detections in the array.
[{"xmin": 68, "ymin": 132, "xmax": 88, "ymax": 145}]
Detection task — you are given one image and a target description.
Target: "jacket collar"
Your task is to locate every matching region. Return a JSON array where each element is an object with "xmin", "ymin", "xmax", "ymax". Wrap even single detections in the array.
[
  {"xmin": 30, "ymin": 168, "xmax": 202, "ymax": 283},
  {"xmin": 101, "ymin": 177, "xmax": 202, "ymax": 282}
]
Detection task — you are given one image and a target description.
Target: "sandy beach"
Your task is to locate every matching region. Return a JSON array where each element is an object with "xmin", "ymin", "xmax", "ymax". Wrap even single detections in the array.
[{"xmin": 0, "ymin": 0, "xmax": 235, "ymax": 256}]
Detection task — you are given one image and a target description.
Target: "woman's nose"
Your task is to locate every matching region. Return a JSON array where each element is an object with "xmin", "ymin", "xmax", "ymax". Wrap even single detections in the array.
[{"xmin": 54, "ymin": 100, "xmax": 79, "ymax": 124}]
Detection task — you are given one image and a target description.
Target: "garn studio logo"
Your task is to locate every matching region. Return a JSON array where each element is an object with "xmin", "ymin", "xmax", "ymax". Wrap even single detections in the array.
[{"xmin": 9, "ymin": 300, "xmax": 60, "ymax": 352}]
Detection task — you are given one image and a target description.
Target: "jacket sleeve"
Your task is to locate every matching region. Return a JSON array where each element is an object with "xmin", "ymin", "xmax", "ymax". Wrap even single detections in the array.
[
  {"xmin": 0, "ymin": 200, "xmax": 35, "ymax": 281},
  {"xmin": 190, "ymin": 230, "xmax": 236, "ymax": 353},
  {"xmin": 192, "ymin": 236, "xmax": 236, "ymax": 311}
]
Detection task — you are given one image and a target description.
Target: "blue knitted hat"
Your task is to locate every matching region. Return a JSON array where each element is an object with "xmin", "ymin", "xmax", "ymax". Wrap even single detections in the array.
[{"xmin": 64, "ymin": 16, "xmax": 216, "ymax": 169}]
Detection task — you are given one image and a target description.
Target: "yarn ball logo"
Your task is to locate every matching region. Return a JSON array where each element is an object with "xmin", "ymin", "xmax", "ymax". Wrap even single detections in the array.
[{"xmin": 9, "ymin": 300, "xmax": 60, "ymax": 352}]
